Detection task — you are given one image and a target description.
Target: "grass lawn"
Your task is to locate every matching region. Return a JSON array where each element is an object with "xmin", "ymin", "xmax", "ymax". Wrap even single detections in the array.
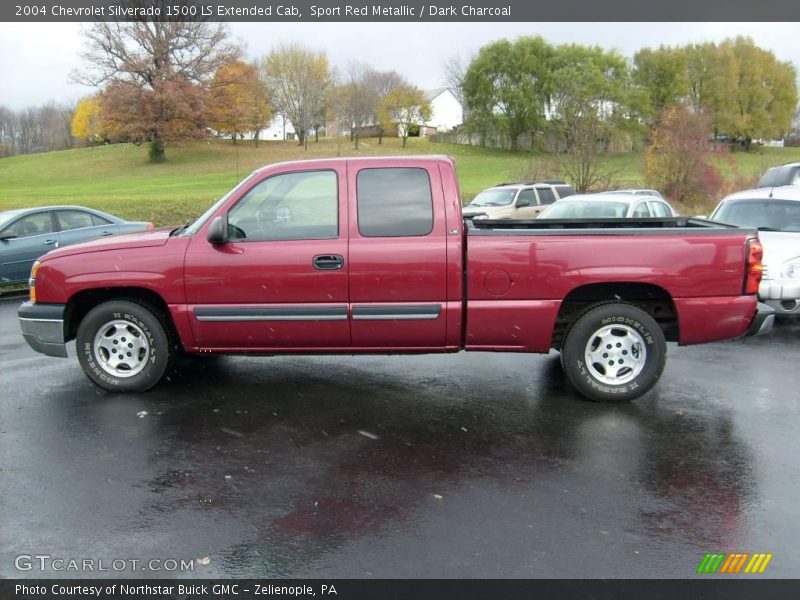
[{"xmin": 1, "ymin": 137, "xmax": 799, "ymax": 227}]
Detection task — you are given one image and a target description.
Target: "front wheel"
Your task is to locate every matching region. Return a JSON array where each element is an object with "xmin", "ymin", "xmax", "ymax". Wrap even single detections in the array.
[
  {"xmin": 76, "ymin": 300, "xmax": 172, "ymax": 392},
  {"xmin": 561, "ymin": 303, "xmax": 667, "ymax": 402}
]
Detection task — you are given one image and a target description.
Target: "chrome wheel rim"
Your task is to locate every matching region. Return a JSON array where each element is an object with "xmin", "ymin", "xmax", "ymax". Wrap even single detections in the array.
[
  {"xmin": 93, "ymin": 320, "xmax": 150, "ymax": 378},
  {"xmin": 584, "ymin": 324, "xmax": 646, "ymax": 385}
]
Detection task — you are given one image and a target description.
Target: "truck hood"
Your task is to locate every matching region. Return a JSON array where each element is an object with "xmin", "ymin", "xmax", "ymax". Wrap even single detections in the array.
[
  {"xmin": 42, "ymin": 228, "xmax": 173, "ymax": 261},
  {"xmin": 758, "ymin": 231, "xmax": 800, "ymax": 277},
  {"xmin": 462, "ymin": 206, "xmax": 489, "ymax": 217}
]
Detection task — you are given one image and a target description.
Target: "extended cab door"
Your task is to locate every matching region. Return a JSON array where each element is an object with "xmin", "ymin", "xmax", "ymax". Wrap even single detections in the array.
[
  {"xmin": 347, "ymin": 161, "xmax": 449, "ymax": 348},
  {"xmin": 183, "ymin": 163, "xmax": 350, "ymax": 349}
]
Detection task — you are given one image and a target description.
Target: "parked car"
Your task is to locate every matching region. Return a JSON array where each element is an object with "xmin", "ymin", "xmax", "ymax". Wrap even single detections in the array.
[
  {"xmin": 756, "ymin": 163, "xmax": 800, "ymax": 188},
  {"xmin": 601, "ymin": 189, "xmax": 664, "ymax": 199},
  {"xmin": 19, "ymin": 156, "xmax": 771, "ymax": 403},
  {"xmin": 463, "ymin": 180, "xmax": 575, "ymax": 220},
  {"xmin": 0, "ymin": 206, "xmax": 152, "ymax": 285},
  {"xmin": 710, "ymin": 186, "xmax": 800, "ymax": 316},
  {"xmin": 538, "ymin": 193, "xmax": 678, "ymax": 219}
]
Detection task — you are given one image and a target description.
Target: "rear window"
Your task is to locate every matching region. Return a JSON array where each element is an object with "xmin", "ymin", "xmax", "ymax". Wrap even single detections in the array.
[
  {"xmin": 712, "ymin": 199, "xmax": 800, "ymax": 232},
  {"xmin": 757, "ymin": 165, "xmax": 800, "ymax": 188},
  {"xmin": 555, "ymin": 185, "xmax": 576, "ymax": 199},
  {"xmin": 536, "ymin": 187, "xmax": 557, "ymax": 205},
  {"xmin": 357, "ymin": 168, "xmax": 433, "ymax": 237}
]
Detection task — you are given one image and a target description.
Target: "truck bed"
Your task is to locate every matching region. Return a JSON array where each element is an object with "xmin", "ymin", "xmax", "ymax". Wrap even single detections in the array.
[{"xmin": 467, "ymin": 217, "xmax": 744, "ymax": 233}]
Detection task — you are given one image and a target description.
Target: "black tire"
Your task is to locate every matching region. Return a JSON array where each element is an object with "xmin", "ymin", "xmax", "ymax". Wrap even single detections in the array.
[
  {"xmin": 76, "ymin": 299, "xmax": 173, "ymax": 392},
  {"xmin": 561, "ymin": 303, "xmax": 666, "ymax": 403}
]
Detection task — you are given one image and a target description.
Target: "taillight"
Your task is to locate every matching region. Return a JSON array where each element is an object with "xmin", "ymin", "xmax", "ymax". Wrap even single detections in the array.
[
  {"xmin": 146, "ymin": 222, "xmax": 155, "ymax": 230},
  {"xmin": 745, "ymin": 238, "xmax": 764, "ymax": 295}
]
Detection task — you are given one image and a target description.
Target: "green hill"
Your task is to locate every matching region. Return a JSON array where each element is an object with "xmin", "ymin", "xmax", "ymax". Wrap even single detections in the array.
[{"xmin": 1, "ymin": 138, "xmax": 797, "ymax": 226}]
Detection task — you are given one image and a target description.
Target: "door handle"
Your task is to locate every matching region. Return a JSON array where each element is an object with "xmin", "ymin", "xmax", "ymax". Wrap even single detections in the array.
[
  {"xmin": 313, "ymin": 254, "xmax": 344, "ymax": 270},
  {"xmin": 101, "ymin": 231, "xmax": 114, "ymax": 236},
  {"xmin": 43, "ymin": 239, "xmax": 57, "ymax": 245}
]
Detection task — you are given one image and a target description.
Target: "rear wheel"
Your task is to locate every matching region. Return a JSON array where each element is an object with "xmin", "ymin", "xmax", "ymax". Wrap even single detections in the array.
[
  {"xmin": 76, "ymin": 300, "xmax": 172, "ymax": 392},
  {"xmin": 561, "ymin": 303, "xmax": 666, "ymax": 402}
]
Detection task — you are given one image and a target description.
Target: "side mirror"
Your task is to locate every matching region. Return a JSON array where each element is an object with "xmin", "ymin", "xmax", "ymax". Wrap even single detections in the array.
[
  {"xmin": 207, "ymin": 216, "xmax": 227, "ymax": 244},
  {"xmin": 516, "ymin": 199, "xmax": 531, "ymax": 207}
]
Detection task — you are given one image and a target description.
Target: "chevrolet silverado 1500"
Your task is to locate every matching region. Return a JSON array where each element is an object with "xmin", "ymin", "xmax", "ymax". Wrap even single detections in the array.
[{"xmin": 19, "ymin": 156, "xmax": 774, "ymax": 402}]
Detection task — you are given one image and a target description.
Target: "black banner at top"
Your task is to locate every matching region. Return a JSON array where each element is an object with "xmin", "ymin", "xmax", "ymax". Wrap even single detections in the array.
[{"xmin": 2, "ymin": 0, "xmax": 800, "ymax": 22}]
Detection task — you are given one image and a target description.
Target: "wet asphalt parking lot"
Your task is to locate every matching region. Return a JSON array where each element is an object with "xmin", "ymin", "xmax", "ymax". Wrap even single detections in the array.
[{"xmin": 1, "ymin": 296, "xmax": 799, "ymax": 579}]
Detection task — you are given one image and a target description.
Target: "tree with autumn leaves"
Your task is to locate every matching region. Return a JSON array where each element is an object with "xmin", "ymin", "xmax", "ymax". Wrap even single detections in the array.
[
  {"xmin": 206, "ymin": 59, "xmax": 272, "ymax": 146},
  {"xmin": 377, "ymin": 86, "xmax": 432, "ymax": 148},
  {"xmin": 72, "ymin": 21, "xmax": 240, "ymax": 162},
  {"xmin": 70, "ymin": 96, "xmax": 104, "ymax": 145}
]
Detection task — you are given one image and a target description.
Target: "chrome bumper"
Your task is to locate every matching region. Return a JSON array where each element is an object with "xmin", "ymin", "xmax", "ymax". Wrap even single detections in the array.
[
  {"xmin": 18, "ymin": 301, "xmax": 68, "ymax": 358},
  {"xmin": 759, "ymin": 278, "xmax": 800, "ymax": 300},
  {"xmin": 745, "ymin": 302, "xmax": 776, "ymax": 337}
]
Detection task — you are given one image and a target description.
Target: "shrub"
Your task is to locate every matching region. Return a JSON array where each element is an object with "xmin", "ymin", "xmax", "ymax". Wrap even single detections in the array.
[{"xmin": 644, "ymin": 107, "xmax": 723, "ymax": 209}]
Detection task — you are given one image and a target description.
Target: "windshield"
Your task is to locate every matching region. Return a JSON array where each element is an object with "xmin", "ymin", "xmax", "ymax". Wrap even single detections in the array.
[
  {"xmin": 712, "ymin": 199, "xmax": 800, "ymax": 232},
  {"xmin": 0, "ymin": 209, "xmax": 27, "ymax": 231},
  {"xmin": 540, "ymin": 201, "xmax": 629, "ymax": 219},
  {"xmin": 468, "ymin": 189, "xmax": 517, "ymax": 207},
  {"xmin": 180, "ymin": 174, "xmax": 257, "ymax": 236}
]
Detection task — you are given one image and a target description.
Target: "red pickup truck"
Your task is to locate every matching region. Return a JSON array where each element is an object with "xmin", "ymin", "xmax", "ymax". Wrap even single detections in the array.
[{"xmin": 19, "ymin": 156, "xmax": 773, "ymax": 402}]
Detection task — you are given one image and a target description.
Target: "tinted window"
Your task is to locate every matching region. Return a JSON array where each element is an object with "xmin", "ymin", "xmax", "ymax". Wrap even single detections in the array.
[
  {"xmin": 56, "ymin": 210, "xmax": 94, "ymax": 231},
  {"xmin": 632, "ymin": 203, "xmax": 651, "ymax": 217},
  {"xmin": 757, "ymin": 165, "xmax": 800, "ymax": 188},
  {"xmin": 357, "ymin": 168, "xmax": 433, "ymax": 237},
  {"xmin": 2, "ymin": 212, "xmax": 53, "ymax": 238},
  {"xmin": 555, "ymin": 185, "xmax": 576, "ymax": 199},
  {"xmin": 228, "ymin": 170, "xmax": 338, "ymax": 241},
  {"xmin": 536, "ymin": 187, "xmax": 557, "ymax": 205},
  {"xmin": 517, "ymin": 189, "xmax": 536, "ymax": 206}
]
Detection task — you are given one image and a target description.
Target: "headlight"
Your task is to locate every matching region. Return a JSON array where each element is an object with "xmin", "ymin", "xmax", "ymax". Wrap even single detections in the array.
[{"xmin": 781, "ymin": 257, "xmax": 800, "ymax": 279}]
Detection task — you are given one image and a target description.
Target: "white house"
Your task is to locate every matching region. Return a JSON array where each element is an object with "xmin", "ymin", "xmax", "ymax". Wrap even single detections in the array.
[
  {"xmin": 422, "ymin": 88, "xmax": 463, "ymax": 133},
  {"xmin": 237, "ymin": 113, "xmax": 296, "ymax": 141}
]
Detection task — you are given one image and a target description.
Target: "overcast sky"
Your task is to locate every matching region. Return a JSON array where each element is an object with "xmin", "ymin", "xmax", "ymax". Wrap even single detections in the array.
[{"xmin": 1, "ymin": 22, "xmax": 799, "ymax": 110}]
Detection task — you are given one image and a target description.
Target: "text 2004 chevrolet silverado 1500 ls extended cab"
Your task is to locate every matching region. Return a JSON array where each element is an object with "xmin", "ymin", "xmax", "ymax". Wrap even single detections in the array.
[{"xmin": 19, "ymin": 156, "xmax": 774, "ymax": 402}]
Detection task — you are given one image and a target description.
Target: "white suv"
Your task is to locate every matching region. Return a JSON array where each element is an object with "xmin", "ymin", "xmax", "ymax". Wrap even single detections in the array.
[
  {"xmin": 710, "ymin": 186, "xmax": 800, "ymax": 316},
  {"xmin": 463, "ymin": 180, "xmax": 576, "ymax": 220}
]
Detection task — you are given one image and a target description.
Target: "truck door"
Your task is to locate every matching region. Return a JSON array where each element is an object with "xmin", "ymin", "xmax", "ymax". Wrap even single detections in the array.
[
  {"xmin": 184, "ymin": 164, "xmax": 350, "ymax": 349},
  {"xmin": 347, "ymin": 162, "xmax": 448, "ymax": 348}
]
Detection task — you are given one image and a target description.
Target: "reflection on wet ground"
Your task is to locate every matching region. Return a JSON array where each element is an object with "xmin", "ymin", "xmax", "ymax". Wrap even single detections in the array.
[{"xmin": 1, "ymin": 299, "xmax": 798, "ymax": 578}]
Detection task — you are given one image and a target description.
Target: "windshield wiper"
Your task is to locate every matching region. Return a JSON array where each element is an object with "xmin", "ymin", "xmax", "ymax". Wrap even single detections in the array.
[
  {"xmin": 170, "ymin": 223, "xmax": 191, "ymax": 236},
  {"xmin": 757, "ymin": 226, "xmax": 782, "ymax": 232}
]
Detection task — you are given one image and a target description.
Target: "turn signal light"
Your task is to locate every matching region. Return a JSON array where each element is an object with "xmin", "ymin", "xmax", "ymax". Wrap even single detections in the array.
[
  {"xmin": 745, "ymin": 239, "xmax": 764, "ymax": 295},
  {"xmin": 29, "ymin": 260, "xmax": 40, "ymax": 302}
]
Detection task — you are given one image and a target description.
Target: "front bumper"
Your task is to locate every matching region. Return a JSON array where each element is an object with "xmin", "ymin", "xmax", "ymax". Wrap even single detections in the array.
[
  {"xmin": 759, "ymin": 278, "xmax": 800, "ymax": 314},
  {"xmin": 18, "ymin": 301, "xmax": 68, "ymax": 357},
  {"xmin": 745, "ymin": 302, "xmax": 776, "ymax": 337}
]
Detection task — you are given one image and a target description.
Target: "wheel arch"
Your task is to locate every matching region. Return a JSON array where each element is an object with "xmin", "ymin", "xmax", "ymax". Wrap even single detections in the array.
[
  {"xmin": 552, "ymin": 282, "xmax": 678, "ymax": 349},
  {"xmin": 64, "ymin": 287, "xmax": 176, "ymax": 343}
]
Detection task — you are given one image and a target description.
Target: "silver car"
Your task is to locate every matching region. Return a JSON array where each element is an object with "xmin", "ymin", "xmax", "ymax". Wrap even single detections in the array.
[
  {"xmin": 710, "ymin": 186, "xmax": 800, "ymax": 316},
  {"xmin": 538, "ymin": 193, "xmax": 678, "ymax": 219}
]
